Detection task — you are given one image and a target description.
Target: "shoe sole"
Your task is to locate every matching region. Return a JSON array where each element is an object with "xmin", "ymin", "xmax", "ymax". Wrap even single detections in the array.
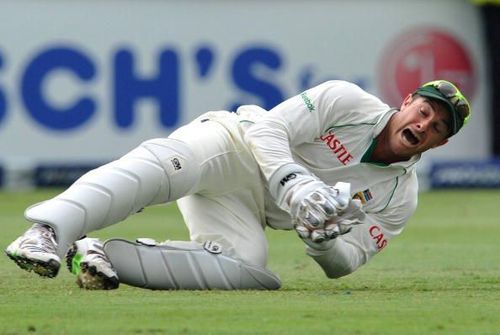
[
  {"xmin": 77, "ymin": 261, "xmax": 119, "ymax": 290},
  {"xmin": 5, "ymin": 251, "xmax": 60, "ymax": 278},
  {"xmin": 65, "ymin": 243, "xmax": 79, "ymax": 274}
]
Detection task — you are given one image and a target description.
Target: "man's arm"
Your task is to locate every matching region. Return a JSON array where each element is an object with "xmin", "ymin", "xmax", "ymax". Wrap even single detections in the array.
[
  {"xmin": 244, "ymin": 81, "xmax": 368, "ymax": 228},
  {"xmin": 305, "ymin": 214, "xmax": 395, "ymax": 278},
  {"xmin": 243, "ymin": 80, "xmax": 369, "ymax": 180},
  {"xmin": 304, "ymin": 181, "xmax": 418, "ymax": 278}
]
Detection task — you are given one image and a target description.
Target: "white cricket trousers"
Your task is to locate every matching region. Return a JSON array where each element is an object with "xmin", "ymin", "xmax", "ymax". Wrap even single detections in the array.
[{"xmin": 169, "ymin": 111, "xmax": 270, "ymax": 267}]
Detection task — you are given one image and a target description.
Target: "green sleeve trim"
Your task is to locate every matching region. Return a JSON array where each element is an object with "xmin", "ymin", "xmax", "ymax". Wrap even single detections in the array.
[{"xmin": 326, "ymin": 122, "xmax": 377, "ymax": 131}]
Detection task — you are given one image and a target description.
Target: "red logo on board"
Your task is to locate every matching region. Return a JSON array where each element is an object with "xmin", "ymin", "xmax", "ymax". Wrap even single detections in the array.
[{"xmin": 378, "ymin": 28, "xmax": 475, "ymax": 107}]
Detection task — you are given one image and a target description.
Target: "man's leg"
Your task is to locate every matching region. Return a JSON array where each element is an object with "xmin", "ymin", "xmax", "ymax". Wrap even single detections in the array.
[
  {"xmin": 68, "ymin": 116, "xmax": 278, "ymax": 290},
  {"xmin": 103, "ymin": 238, "xmax": 281, "ymax": 290},
  {"xmin": 6, "ymin": 138, "xmax": 201, "ymax": 277},
  {"xmin": 103, "ymin": 191, "xmax": 280, "ymax": 290}
]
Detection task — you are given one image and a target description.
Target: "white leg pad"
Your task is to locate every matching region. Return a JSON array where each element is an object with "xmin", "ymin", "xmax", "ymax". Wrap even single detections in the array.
[
  {"xmin": 103, "ymin": 239, "xmax": 281, "ymax": 290},
  {"xmin": 24, "ymin": 138, "xmax": 200, "ymax": 258}
]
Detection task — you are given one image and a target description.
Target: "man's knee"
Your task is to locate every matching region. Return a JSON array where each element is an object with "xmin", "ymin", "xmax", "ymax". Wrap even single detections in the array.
[
  {"xmin": 23, "ymin": 138, "xmax": 201, "ymax": 258},
  {"xmin": 136, "ymin": 138, "xmax": 201, "ymax": 200}
]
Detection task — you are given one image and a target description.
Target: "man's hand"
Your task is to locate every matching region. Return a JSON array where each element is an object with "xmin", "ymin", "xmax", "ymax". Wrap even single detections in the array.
[
  {"xmin": 269, "ymin": 164, "xmax": 352, "ymax": 229},
  {"xmin": 294, "ymin": 198, "xmax": 365, "ymax": 246},
  {"xmin": 289, "ymin": 181, "xmax": 351, "ymax": 230},
  {"xmin": 268, "ymin": 164, "xmax": 363, "ymax": 245}
]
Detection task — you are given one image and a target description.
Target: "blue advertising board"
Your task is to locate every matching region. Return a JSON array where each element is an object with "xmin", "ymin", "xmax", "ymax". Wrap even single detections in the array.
[{"xmin": 429, "ymin": 159, "xmax": 500, "ymax": 188}]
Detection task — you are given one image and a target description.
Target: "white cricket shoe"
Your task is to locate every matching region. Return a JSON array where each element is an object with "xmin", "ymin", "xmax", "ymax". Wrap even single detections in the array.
[
  {"xmin": 65, "ymin": 238, "xmax": 119, "ymax": 290},
  {"xmin": 5, "ymin": 224, "xmax": 61, "ymax": 278}
]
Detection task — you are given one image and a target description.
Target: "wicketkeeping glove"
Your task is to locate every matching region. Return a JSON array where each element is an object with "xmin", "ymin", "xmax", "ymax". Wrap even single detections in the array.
[
  {"xmin": 294, "ymin": 198, "xmax": 365, "ymax": 245},
  {"xmin": 269, "ymin": 163, "xmax": 351, "ymax": 230}
]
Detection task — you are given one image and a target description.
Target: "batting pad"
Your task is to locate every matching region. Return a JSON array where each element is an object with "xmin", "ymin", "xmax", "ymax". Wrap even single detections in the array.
[
  {"xmin": 103, "ymin": 239, "xmax": 282, "ymax": 290},
  {"xmin": 24, "ymin": 138, "xmax": 200, "ymax": 258}
]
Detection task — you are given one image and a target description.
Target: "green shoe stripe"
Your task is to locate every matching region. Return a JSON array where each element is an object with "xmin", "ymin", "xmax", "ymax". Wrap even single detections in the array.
[{"xmin": 71, "ymin": 253, "xmax": 84, "ymax": 275}]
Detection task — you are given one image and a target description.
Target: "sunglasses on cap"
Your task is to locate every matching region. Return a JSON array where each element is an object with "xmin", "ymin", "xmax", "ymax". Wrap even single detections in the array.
[{"xmin": 417, "ymin": 80, "xmax": 471, "ymax": 136}]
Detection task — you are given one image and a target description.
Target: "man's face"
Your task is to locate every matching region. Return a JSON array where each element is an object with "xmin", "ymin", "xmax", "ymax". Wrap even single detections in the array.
[{"xmin": 387, "ymin": 94, "xmax": 450, "ymax": 159}]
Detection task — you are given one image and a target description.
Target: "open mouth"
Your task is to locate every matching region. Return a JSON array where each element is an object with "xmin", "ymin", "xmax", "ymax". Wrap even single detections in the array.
[{"xmin": 402, "ymin": 129, "xmax": 419, "ymax": 145}]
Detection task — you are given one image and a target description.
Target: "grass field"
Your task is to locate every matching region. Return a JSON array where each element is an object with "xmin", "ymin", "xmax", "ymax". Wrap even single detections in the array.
[{"xmin": 0, "ymin": 189, "xmax": 499, "ymax": 335}]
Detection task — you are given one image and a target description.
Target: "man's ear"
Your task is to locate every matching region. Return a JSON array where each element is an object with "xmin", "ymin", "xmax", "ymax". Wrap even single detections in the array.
[
  {"xmin": 401, "ymin": 94, "xmax": 413, "ymax": 109},
  {"xmin": 432, "ymin": 139, "xmax": 449, "ymax": 148}
]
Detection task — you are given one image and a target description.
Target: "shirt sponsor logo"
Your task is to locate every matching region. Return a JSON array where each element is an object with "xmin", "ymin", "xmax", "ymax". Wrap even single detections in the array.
[
  {"xmin": 300, "ymin": 92, "xmax": 315, "ymax": 112},
  {"xmin": 369, "ymin": 225, "xmax": 387, "ymax": 250},
  {"xmin": 319, "ymin": 132, "xmax": 354, "ymax": 165}
]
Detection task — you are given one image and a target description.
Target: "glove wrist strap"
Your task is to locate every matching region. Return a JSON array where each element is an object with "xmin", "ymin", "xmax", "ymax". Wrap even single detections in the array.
[{"xmin": 268, "ymin": 163, "xmax": 311, "ymax": 208}]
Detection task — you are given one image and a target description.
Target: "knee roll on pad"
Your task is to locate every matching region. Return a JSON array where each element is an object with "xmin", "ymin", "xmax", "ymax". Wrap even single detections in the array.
[
  {"xmin": 103, "ymin": 239, "xmax": 282, "ymax": 290},
  {"xmin": 24, "ymin": 138, "xmax": 200, "ymax": 257}
]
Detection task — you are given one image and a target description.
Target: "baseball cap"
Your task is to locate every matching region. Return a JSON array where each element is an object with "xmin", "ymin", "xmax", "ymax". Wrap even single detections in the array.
[{"xmin": 414, "ymin": 80, "xmax": 471, "ymax": 136}]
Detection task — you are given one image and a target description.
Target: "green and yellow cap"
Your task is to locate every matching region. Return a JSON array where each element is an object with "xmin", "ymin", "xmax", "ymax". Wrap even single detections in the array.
[{"xmin": 415, "ymin": 80, "xmax": 471, "ymax": 136}]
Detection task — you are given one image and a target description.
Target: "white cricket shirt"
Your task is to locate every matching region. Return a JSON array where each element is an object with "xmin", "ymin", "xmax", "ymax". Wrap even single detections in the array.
[{"xmin": 239, "ymin": 80, "xmax": 420, "ymax": 278}]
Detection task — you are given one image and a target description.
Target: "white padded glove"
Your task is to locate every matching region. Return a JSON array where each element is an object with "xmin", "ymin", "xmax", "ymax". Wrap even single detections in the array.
[
  {"xmin": 291, "ymin": 181, "xmax": 352, "ymax": 230},
  {"xmin": 295, "ymin": 198, "xmax": 365, "ymax": 243},
  {"xmin": 269, "ymin": 163, "xmax": 351, "ymax": 230}
]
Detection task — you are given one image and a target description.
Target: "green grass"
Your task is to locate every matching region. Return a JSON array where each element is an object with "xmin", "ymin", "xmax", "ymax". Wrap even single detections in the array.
[{"xmin": 0, "ymin": 189, "xmax": 499, "ymax": 335}]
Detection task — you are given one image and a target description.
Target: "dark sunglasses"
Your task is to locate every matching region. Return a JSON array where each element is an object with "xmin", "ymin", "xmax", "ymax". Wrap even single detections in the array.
[{"xmin": 423, "ymin": 80, "xmax": 471, "ymax": 127}]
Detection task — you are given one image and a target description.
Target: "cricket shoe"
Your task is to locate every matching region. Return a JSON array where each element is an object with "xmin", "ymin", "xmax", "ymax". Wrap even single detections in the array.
[
  {"xmin": 5, "ymin": 224, "xmax": 60, "ymax": 278},
  {"xmin": 66, "ymin": 238, "xmax": 119, "ymax": 290}
]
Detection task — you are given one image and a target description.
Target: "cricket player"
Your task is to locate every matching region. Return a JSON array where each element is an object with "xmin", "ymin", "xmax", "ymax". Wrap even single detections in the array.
[{"xmin": 5, "ymin": 80, "xmax": 471, "ymax": 290}]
